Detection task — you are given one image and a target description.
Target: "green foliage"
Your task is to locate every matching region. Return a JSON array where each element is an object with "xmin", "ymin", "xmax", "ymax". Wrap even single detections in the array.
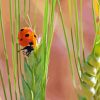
[
  {"xmin": 22, "ymin": 75, "xmax": 32, "ymax": 100},
  {"xmin": 0, "ymin": 0, "xmax": 56, "ymax": 100},
  {"xmin": 78, "ymin": 95, "xmax": 87, "ymax": 100},
  {"xmin": 21, "ymin": 0, "xmax": 56, "ymax": 100},
  {"xmin": 81, "ymin": 54, "xmax": 100, "ymax": 99}
]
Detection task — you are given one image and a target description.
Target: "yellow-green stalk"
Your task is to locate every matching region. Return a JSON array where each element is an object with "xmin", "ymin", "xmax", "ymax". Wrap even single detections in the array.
[
  {"xmin": 21, "ymin": 0, "xmax": 56, "ymax": 100},
  {"xmin": 0, "ymin": 0, "xmax": 12, "ymax": 99}
]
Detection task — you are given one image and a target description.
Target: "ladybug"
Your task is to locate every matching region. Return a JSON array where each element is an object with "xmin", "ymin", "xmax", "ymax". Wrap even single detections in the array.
[{"xmin": 18, "ymin": 27, "xmax": 37, "ymax": 56}]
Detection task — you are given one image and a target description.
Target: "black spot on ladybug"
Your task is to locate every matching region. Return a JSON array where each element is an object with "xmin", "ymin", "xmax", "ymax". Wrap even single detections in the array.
[
  {"xmin": 20, "ymin": 29, "xmax": 24, "ymax": 31},
  {"xmin": 34, "ymin": 35, "xmax": 36, "ymax": 38},
  {"xmin": 25, "ymin": 34, "xmax": 29, "ymax": 37},
  {"xmin": 20, "ymin": 38, "xmax": 23, "ymax": 41},
  {"xmin": 29, "ymin": 42, "xmax": 33, "ymax": 45}
]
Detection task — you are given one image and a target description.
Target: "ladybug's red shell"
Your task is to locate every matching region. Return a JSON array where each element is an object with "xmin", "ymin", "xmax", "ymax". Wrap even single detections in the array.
[{"xmin": 18, "ymin": 27, "xmax": 37, "ymax": 47}]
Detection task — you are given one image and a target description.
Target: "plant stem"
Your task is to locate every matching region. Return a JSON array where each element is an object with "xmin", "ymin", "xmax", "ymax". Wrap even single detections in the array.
[
  {"xmin": 73, "ymin": 0, "xmax": 80, "ymax": 56},
  {"xmin": 18, "ymin": 0, "xmax": 20, "ymax": 29},
  {"xmin": 80, "ymin": 0, "xmax": 85, "ymax": 62},
  {"xmin": 0, "ymin": 0, "xmax": 12, "ymax": 99},
  {"xmin": 24, "ymin": 0, "xmax": 26, "ymax": 17},
  {"xmin": 58, "ymin": 0, "xmax": 76, "ymax": 87},
  {"xmin": 9, "ymin": 0, "xmax": 18, "ymax": 99},
  {"xmin": 0, "ymin": 68, "xmax": 7, "ymax": 100},
  {"xmin": 71, "ymin": 29, "xmax": 82, "ymax": 81},
  {"xmin": 29, "ymin": 0, "xmax": 31, "ymax": 17},
  {"xmin": 16, "ymin": 43, "xmax": 21, "ymax": 95}
]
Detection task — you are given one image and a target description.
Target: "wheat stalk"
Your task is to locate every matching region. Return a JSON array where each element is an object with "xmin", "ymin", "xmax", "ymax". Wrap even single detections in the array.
[{"xmin": 58, "ymin": 0, "xmax": 100, "ymax": 99}]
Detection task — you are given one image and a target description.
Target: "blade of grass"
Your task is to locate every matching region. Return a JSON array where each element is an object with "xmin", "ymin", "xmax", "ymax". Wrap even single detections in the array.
[
  {"xmin": 71, "ymin": 29, "xmax": 82, "ymax": 81},
  {"xmin": 42, "ymin": 1, "xmax": 57, "ymax": 96},
  {"xmin": 29, "ymin": 0, "xmax": 31, "ymax": 17},
  {"xmin": 46, "ymin": 0, "xmax": 56, "ymax": 68},
  {"xmin": 16, "ymin": 43, "xmax": 22, "ymax": 95},
  {"xmin": 73, "ymin": 0, "xmax": 80, "ymax": 56},
  {"xmin": 41, "ymin": 0, "xmax": 54, "ymax": 98},
  {"xmin": 73, "ymin": 1, "xmax": 83, "ymax": 77},
  {"xmin": 18, "ymin": 46, "xmax": 22, "ymax": 76},
  {"xmin": 18, "ymin": 0, "xmax": 20, "ymax": 29},
  {"xmin": 73, "ymin": 1, "xmax": 83, "ymax": 76},
  {"xmin": 15, "ymin": 0, "xmax": 20, "ymax": 37},
  {"xmin": 72, "ymin": 0, "xmax": 82, "ymax": 82},
  {"xmin": 58, "ymin": 0, "xmax": 76, "ymax": 87},
  {"xmin": 9, "ymin": 0, "xmax": 18, "ymax": 99},
  {"xmin": 68, "ymin": 0, "xmax": 81, "ymax": 83},
  {"xmin": 92, "ymin": 0, "xmax": 97, "ymax": 34},
  {"xmin": 0, "ymin": 68, "xmax": 7, "ymax": 100},
  {"xmin": 70, "ymin": 29, "xmax": 85, "ymax": 98},
  {"xmin": 15, "ymin": 0, "xmax": 22, "ymax": 99},
  {"xmin": 42, "ymin": 0, "xmax": 49, "ymax": 97},
  {"xmin": 24, "ymin": 0, "xmax": 26, "ymax": 17},
  {"xmin": 68, "ymin": 0, "xmax": 72, "ymax": 26},
  {"xmin": 17, "ymin": 0, "xmax": 21, "ymax": 78},
  {"xmin": 44, "ymin": 2, "xmax": 56, "ymax": 91},
  {"xmin": 80, "ymin": 0, "xmax": 85, "ymax": 62},
  {"xmin": 14, "ymin": 0, "xmax": 16, "ymax": 19},
  {"xmin": 92, "ymin": 0, "xmax": 97, "ymax": 54},
  {"xmin": 33, "ymin": 0, "xmax": 38, "ymax": 30},
  {"xmin": 42, "ymin": 0, "xmax": 49, "ymax": 73},
  {"xmin": 0, "ymin": 0, "xmax": 12, "ymax": 99},
  {"xmin": 18, "ymin": 46, "xmax": 23, "ymax": 100},
  {"xmin": 14, "ymin": 0, "xmax": 18, "ymax": 43}
]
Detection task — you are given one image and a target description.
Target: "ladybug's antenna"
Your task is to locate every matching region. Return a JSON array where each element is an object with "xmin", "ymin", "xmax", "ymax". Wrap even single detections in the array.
[
  {"xmin": 27, "ymin": 14, "xmax": 32, "ymax": 28},
  {"xmin": 17, "ymin": 49, "xmax": 23, "ymax": 52},
  {"xmin": 23, "ymin": 14, "xmax": 36, "ymax": 33},
  {"xmin": 23, "ymin": 14, "xmax": 32, "ymax": 29},
  {"xmin": 23, "ymin": 16, "xmax": 31, "ymax": 27}
]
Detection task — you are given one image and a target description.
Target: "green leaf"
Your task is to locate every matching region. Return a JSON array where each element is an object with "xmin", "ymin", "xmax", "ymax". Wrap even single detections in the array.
[
  {"xmin": 78, "ymin": 95, "xmax": 87, "ymax": 100},
  {"xmin": 58, "ymin": 0, "xmax": 76, "ymax": 87},
  {"xmin": 27, "ymin": 52, "xmax": 39, "ymax": 68},
  {"xmin": 22, "ymin": 75, "xmax": 32, "ymax": 100},
  {"xmin": 24, "ymin": 60, "xmax": 33, "ymax": 88},
  {"xmin": 20, "ymin": 95, "xmax": 25, "ymax": 100},
  {"xmin": 46, "ymin": 0, "xmax": 56, "ymax": 68},
  {"xmin": 93, "ymin": 37, "xmax": 100, "ymax": 57}
]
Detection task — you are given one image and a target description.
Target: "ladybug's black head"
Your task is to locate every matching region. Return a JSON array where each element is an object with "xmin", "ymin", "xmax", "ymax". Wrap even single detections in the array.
[{"xmin": 20, "ymin": 29, "xmax": 24, "ymax": 31}]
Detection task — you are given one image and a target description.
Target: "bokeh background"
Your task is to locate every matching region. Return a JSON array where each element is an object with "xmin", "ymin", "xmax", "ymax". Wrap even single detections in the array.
[{"xmin": 0, "ymin": 0, "xmax": 95, "ymax": 100}]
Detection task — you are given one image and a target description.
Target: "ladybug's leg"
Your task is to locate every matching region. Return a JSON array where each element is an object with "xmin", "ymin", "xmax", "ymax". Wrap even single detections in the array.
[
  {"xmin": 22, "ymin": 46, "xmax": 34, "ymax": 56},
  {"xmin": 23, "ymin": 50, "xmax": 27, "ymax": 55},
  {"xmin": 26, "ymin": 51, "xmax": 31, "ymax": 57}
]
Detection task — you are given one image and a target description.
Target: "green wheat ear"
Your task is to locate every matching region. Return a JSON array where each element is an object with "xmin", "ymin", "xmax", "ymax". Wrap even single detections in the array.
[
  {"xmin": 22, "ymin": 45, "xmax": 42, "ymax": 100},
  {"xmin": 58, "ymin": 0, "xmax": 100, "ymax": 99},
  {"xmin": 21, "ymin": 0, "xmax": 56, "ymax": 100},
  {"xmin": 79, "ymin": 0, "xmax": 100, "ymax": 99}
]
